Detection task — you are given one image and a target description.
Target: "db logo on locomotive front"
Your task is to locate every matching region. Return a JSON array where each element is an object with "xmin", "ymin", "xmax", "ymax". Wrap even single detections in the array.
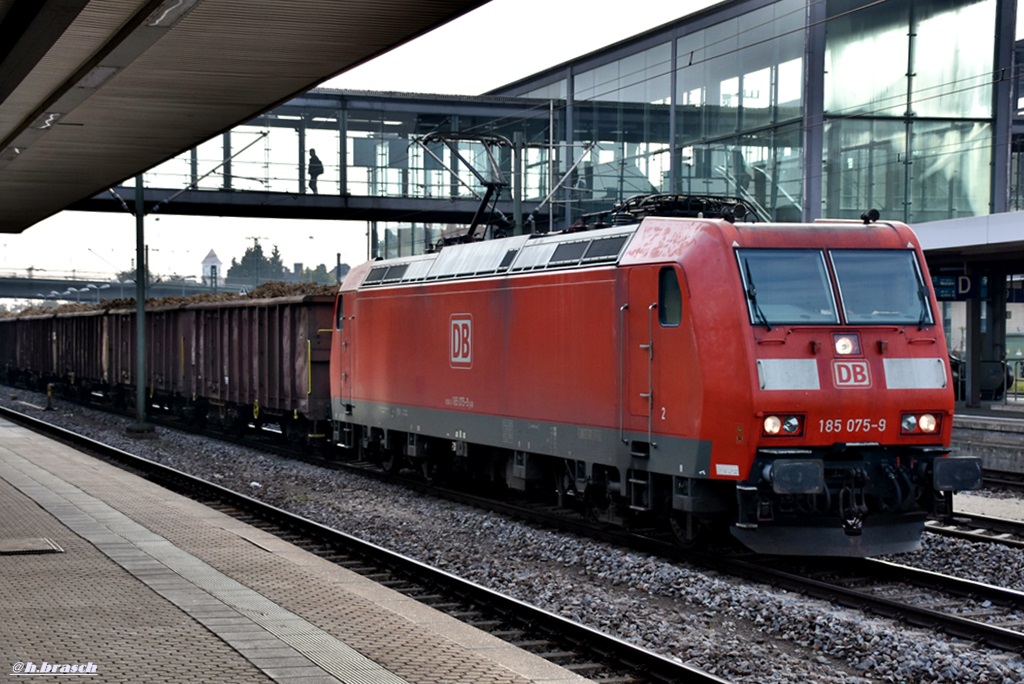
[
  {"xmin": 450, "ymin": 315, "xmax": 473, "ymax": 368},
  {"xmin": 832, "ymin": 360, "xmax": 871, "ymax": 387}
]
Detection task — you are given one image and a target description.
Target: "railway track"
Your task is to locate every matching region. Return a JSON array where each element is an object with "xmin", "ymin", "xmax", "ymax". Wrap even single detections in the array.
[
  {"xmin": 9, "ymin": 392, "xmax": 1024, "ymax": 659},
  {"xmin": 982, "ymin": 470, "xmax": 1024, "ymax": 492},
  {"xmin": 713, "ymin": 555, "xmax": 1024, "ymax": 653},
  {"xmin": 926, "ymin": 511, "xmax": 1024, "ymax": 549},
  {"xmin": 356, "ymin": 465, "xmax": 1024, "ymax": 654},
  {"xmin": 0, "ymin": 404, "xmax": 728, "ymax": 684},
  {"xmin": 429, "ymin": 481, "xmax": 1024, "ymax": 654}
]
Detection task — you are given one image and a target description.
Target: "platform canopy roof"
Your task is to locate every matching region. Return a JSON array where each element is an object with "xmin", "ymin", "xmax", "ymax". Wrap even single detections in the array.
[{"xmin": 0, "ymin": 0, "xmax": 486, "ymax": 233}]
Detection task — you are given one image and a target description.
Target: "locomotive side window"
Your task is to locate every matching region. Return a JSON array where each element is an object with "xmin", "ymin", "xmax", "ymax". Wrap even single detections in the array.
[
  {"xmin": 659, "ymin": 267, "xmax": 682, "ymax": 326},
  {"xmin": 830, "ymin": 250, "xmax": 933, "ymax": 325},
  {"xmin": 736, "ymin": 249, "xmax": 839, "ymax": 326},
  {"xmin": 335, "ymin": 296, "xmax": 344, "ymax": 331}
]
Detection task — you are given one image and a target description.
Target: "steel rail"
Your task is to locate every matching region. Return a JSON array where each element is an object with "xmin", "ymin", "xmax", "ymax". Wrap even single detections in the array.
[
  {"xmin": 689, "ymin": 554, "xmax": 1024, "ymax": 653},
  {"xmin": 926, "ymin": 511, "xmax": 1024, "ymax": 549}
]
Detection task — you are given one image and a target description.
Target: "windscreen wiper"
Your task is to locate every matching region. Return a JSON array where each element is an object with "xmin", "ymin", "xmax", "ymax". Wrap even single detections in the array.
[
  {"xmin": 917, "ymin": 284, "xmax": 930, "ymax": 330},
  {"xmin": 744, "ymin": 259, "xmax": 772, "ymax": 331}
]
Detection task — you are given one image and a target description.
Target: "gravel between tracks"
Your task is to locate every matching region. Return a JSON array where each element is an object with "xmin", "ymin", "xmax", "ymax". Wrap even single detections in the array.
[{"xmin": 4, "ymin": 391, "xmax": 1023, "ymax": 684}]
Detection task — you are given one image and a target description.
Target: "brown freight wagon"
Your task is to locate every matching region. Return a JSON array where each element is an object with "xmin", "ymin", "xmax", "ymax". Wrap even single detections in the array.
[
  {"xmin": 0, "ymin": 310, "xmax": 109, "ymax": 398},
  {"xmin": 105, "ymin": 294, "xmax": 335, "ymax": 441},
  {"xmin": 2, "ymin": 294, "xmax": 335, "ymax": 445},
  {"xmin": 0, "ymin": 313, "xmax": 58, "ymax": 389}
]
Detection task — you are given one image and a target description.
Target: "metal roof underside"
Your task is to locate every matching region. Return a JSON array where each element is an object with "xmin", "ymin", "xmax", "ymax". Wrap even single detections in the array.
[{"xmin": 0, "ymin": 0, "xmax": 487, "ymax": 234}]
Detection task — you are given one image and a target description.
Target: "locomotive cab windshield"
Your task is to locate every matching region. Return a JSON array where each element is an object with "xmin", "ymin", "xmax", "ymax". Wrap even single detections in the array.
[
  {"xmin": 831, "ymin": 250, "xmax": 933, "ymax": 326},
  {"xmin": 737, "ymin": 248, "xmax": 933, "ymax": 327}
]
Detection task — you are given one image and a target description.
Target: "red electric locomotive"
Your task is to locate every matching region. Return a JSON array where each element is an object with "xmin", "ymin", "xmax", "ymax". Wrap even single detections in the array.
[{"xmin": 329, "ymin": 201, "xmax": 981, "ymax": 556}]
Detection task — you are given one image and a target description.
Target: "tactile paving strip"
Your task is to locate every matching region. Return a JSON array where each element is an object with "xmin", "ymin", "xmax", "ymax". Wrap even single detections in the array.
[{"xmin": 0, "ymin": 537, "xmax": 63, "ymax": 554}]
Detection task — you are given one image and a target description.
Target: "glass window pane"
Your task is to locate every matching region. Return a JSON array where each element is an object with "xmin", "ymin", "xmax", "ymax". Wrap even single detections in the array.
[
  {"xmin": 524, "ymin": 80, "xmax": 567, "ymax": 100},
  {"xmin": 659, "ymin": 267, "xmax": 682, "ymax": 326},
  {"xmin": 913, "ymin": 0, "xmax": 995, "ymax": 118},
  {"xmin": 777, "ymin": 57, "xmax": 802, "ymax": 112},
  {"xmin": 742, "ymin": 67, "xmax": 772, "ymax": 130},
  {"xmin": 825, "ymin": 0, "xmax": 910, "ymax": 116},
  {"xmin": 675, "ymin": 0, "xmax": 807, "ymax": 220},
  {"xmin": 824, "ymin": 118, "xmax": 992, "ymax": 222},
  {"xmin": 823, "ymin": 119, "xmax": 906, "ymax": 220},
  {"xmin": 736, "ymin": 249, "xmax": 839, "ymax": 325},
  {"xmin": 575, "ymin": 43, "xmax": 670, "ymax": 104},
  {"xmin": 705, "ymin": 20, "xmax": 740, "ymax": 137},
  {"xmin": 909, "ymin": 121, "xmax": 992, "ymax": 222},
  {"xmin": 677, "ymin": 31, "xmax": 707, "ymax": 144},
  {"xmin": 574, "ymin": 69, "xmax": 595, "ymax": 101},
  {"xmin": 679, "ymin": 125, "xmax": 803, "ymax": 221},
  {"xmin": 825, "ymin": 0, "xmax": 995, "ymax": 119},
  {"xmin": 830, "ymin": 250, "xmax": 932, "ymax": 325},
  {"xmin": 572, "ymin": 42, "xmax": 672, "ymax": 214}
]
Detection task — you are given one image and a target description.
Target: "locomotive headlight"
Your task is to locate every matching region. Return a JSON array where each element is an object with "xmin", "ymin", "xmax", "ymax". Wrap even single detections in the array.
[
  {"xmin": 900, "ymin": 413, "xmax": 939, "ymax": 434},
  {"xmin": 763, "ymin": 415, "xmax": 802, "ymax": 436},
  {"xmin": 833, "ymin": 333, "xmax": 861, "ymax": 356}
]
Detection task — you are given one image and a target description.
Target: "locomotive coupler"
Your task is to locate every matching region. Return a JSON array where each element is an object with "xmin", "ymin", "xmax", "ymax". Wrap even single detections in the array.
[{"xmin": 839, "ymin": 484, "xmax": 867, "ymax": 536}]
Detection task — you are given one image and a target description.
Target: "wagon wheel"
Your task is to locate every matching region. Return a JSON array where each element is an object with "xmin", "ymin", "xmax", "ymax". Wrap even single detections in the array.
[
  {"xmin": 171, "ymin": 395, "xmax": 188, "ymax": 420},
  {"xmin": 111, "ymin": 386, "xmax": 127, "ymax": 411},
  {"xmin": 282, "ymin": 417, "xmax": 305, "ymax": 445},
  {"xmin": 668, "ymin": 511, "xmax": 707, "ymax": 549},
  {"xmin": 192, "ymin": 401, "xmax": 208, "ymax": 428}
]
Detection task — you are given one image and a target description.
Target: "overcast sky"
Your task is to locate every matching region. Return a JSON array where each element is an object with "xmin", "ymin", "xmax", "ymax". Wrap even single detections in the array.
[{"xmin": 3, "ymin": 1, "xmax": 712, "ymax": 287}]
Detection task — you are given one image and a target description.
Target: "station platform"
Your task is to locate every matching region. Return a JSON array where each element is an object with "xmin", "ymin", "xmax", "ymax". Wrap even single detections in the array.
[
  {"xmin": 0, "ymin": 417, "xmax": 588, "ymax": 684},
  {"xmin": 952, "ymin": 399, "xmax": 1024, "ymax": 476}
]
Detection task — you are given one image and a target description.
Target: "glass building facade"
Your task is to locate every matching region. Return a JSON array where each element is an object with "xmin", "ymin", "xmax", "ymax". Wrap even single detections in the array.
[
  {"xmin": 132, "ymin": 0, "xmax": 1017, "ymax": 257},
  {"xmin": 498, "ymin": 0, "xmax": 1014, "ymax": 226}
]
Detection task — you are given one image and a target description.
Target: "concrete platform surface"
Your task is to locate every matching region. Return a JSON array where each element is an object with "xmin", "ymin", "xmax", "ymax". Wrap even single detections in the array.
[
  {"xmin": 0, "ymin": 417, "xmax": 589, "ymax": 684},
  {"xmin": 955, "ymin": 491, "xmax": 1024, "ymax": 522}
]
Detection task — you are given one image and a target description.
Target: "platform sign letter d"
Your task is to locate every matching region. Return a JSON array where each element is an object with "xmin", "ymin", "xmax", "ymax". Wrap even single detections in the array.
[{"xmin": 450, "ymin": 316, "xmax": 472, "ymax": 368}]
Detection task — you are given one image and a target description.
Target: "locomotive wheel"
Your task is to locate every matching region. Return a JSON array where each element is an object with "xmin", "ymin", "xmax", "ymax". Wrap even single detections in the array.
[
  {"xmin": 421, "ymin": 459, "xmax": 438, "ymax": 483},
  {"xmin": 669, "ymin": 511, "xmax": 707, "ymax": 549},
  {"xmin": 421, "ymin": 456, "xmax": 447, "ymax": 484},
  {"xmin": 380, "ymin": 450, "xmax": 401, "ymax": 474}
]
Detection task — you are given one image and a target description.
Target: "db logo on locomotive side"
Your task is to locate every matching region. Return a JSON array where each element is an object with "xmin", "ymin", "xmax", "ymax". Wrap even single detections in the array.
[
  {"xmin": 450, "ymin": 315, "xmax": 473, "ymax": 368},
  {"xmin": 832, "ymin": 360, "xmax": 871, "ymax": 387}
]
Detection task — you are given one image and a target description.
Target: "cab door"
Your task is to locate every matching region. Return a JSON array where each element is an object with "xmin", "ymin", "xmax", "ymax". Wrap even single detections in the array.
[
  {"xmin": 624, "ymin": 265, "xmax": 684, "ymax": 447},
  {"xmin": 334, "ymin": 293, "xmax": 354, "ymax": 415},
  {"xmin": 627, "ymin": 267, "xmax": 658, "ymax": 422}
]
